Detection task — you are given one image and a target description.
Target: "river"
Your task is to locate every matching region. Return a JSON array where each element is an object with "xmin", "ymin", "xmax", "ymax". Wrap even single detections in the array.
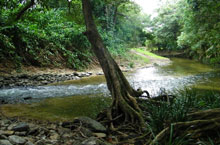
[{"xmin": 0, "ymin": 58, "xmax": 219, "ymax": 120}]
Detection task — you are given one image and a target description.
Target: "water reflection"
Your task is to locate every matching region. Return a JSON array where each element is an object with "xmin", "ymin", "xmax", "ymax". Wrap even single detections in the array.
[{"xmin": 0, "ymin": 58, "xmax": 219, "ymax": 103}]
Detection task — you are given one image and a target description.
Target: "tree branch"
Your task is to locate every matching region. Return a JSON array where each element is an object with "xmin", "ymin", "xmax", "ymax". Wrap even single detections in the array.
[{"xmin": 15, "ymin": 0, "xmax": 35, "ymax": 21}]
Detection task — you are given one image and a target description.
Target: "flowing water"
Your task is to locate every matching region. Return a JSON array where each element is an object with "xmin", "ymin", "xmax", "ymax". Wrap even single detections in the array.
[{"xmin": 0, "ymin": 58, "xmax": 219, "ymax": 120}]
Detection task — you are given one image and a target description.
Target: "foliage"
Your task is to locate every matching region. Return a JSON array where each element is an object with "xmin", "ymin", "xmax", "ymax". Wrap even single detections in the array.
[
  {"xmin": 0, "ymin": 0, "xmax": 149, "ymax": 69},
  {"xmin": 145, "ymin": 0, "xmax": 182, "ymax": 51},
  {"xmin": 142, "ymin": 88, "xmax": 220, "ymax": 135},
  {"xmin": 145, "ymin": 0, "xmax": 220, "ymax": 65},
  {"xmin": 177, "ymin": 0, "xmax": 220, "ymax": 64},
  {"xmin": 0, "ymin": 8, "xmax": 91, "ymax": 69}
]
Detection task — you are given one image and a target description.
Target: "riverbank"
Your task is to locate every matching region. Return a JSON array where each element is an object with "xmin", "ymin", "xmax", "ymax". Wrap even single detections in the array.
[
  {"xmin": 0, "ymin": 49, "xmax": 170, "ymax": 89},
  {"xmin": 0, "ymin": 116, "xmax": 111, "ymax": 145}
]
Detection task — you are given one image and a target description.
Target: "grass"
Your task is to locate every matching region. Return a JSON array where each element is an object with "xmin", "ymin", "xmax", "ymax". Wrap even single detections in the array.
[
  {"xmin": 114, "ymin": 51, "xmax": 150, "ymax": 69},
  {"xmin": 128, "ymin": 52, "xmax": 150, "ymax": 63},
  {"xmin": 134, "ymin": 48, "xmax": 167, "ymax": 59},
  {"xmin": 140, "ymin": 88, "xmax": 220, "ymax": 144}
]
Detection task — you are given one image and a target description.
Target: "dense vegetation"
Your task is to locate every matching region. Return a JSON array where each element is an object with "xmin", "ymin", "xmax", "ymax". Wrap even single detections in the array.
[
  {"xmin": 0, "ymin": 0, "xmax": 220, "ymax": 144},
  {"xmin": 0, "ymin": 0, "xmax": 148, "ymax": 70},
  {"xmin": 145, "ymin": 0, "xmax": 220, "ymax": 65},
  {"xmin": 0, "ymin": 0, "xmax": 219, "ymax": 70}
]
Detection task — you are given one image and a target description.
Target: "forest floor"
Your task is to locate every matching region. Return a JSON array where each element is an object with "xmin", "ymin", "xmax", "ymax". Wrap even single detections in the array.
[{"xmin": 0, "ymin": 48, "xmax": 170, "ymax": 77}]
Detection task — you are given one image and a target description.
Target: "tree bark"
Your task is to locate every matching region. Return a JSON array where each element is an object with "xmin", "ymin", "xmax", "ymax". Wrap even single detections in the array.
[{"xmin": 81, "ymin": 0, "xmax": 144, "ymax": 129}]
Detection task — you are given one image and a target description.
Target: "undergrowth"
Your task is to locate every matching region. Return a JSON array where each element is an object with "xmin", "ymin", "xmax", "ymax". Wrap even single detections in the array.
[{"xmin": 140, "ymin": 88, "xmax": 220, "ymax": 144}]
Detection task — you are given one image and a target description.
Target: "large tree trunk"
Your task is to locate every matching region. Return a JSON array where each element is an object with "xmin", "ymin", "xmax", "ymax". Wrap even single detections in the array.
[{"xmin": 81, "ymin": 0, "xmax": 144, "ymax": 129}]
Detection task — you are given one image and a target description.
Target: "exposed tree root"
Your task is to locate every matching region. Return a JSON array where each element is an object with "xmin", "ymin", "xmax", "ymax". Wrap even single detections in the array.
[{"xmin": 150, "ymin": 109, "xmax": 220, "ymax": 145}]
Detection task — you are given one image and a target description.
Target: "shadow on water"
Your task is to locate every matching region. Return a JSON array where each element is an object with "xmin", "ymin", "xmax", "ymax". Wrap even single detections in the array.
[{"xmin": 0, "ymin": 58, "xmax": 219, "ymax": 121}]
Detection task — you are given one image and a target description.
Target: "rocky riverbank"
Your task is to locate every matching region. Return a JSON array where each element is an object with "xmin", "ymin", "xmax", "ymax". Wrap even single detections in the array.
[
  {"xmin": 0, "ymin": 72, "xmax": 104, "ymax": 89},
  {"xmin": 0, "ymin": 116, "xmax": 111, "ymax": 145}
]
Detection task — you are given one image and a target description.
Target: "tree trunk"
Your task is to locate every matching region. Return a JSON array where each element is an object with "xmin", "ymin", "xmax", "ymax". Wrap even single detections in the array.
[{"xmin": 81, "ymin": 0, "xmax": 144, "ymax": 129}]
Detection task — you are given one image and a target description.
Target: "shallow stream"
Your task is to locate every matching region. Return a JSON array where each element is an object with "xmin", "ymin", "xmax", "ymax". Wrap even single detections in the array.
[{"xmin": 0, "ymin": 58, "xmax": 219, "ymax": 120}]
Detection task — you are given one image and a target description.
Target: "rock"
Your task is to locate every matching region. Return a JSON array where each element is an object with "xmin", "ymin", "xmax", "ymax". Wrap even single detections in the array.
[
  {"xmin": 93, "ymin": 133, "xmax": 106, "ymax": 138},
  {"xmin": 12, "ymin": 123, "xmax": 30, "ymax": 132},
  {"xmin": 73, "ymin": 72, "xmax": 80, "ymax": 76},
  {"xmin": 87, "ymin": 72, "xmax": 93, "ymax": 75},
  {"xmin": 49, "ymin": 133, "xmax": 59, "ymax": 140},
  {"xmin": 23, "ymin": 97, "xmax": 32, "ymax": 100},
  {"xmin": 48, "ymin": 124, "xmax": 57, "ymax": 130},
  {"xmin": 78, "ymin": 72, "xmax": 87, "ymax": 77},
  {"xmin": 14, "ymin": 131, "xmax": 26, "ymax": 136},
  {"xmin": 0, "ymin": 77, "xmax": 4, "ymax": 81},
  {"xmin": 7, "ymin": 124, "xmax": 17, "ymax": 131},
  {"xmin": 62, "ymin": 133, "xmax": 71, "ymax": 139},
  {"xmin": 0, "ymin": 135, "xmax": 7, "ymax": 139},
  {"xmin": 96, "ymin": 72, "xmax": 104, "ymax": 75},
  {"xmin": 81, "ymin": 137, "xmax": 97, "ymax": 145},
  {"xmin": 0, "ymin": 140, "xmax": 13, "ymax": 145},
  {"xmin": 25, "ymin": 141, "xmax": 34, "ymax": 145},
  {"xmin": 0, "ymin": 130, "xmax": 14, "ymax": 136},
  {"xmin": 41, "ymin": 80, "xmax": 48, "ymax": 85},
  {"xmin": 153, "ymin": 63, "xmax": 159, "ymax": 66},
  {"xmin": 8, "ymin": 135, "xmax": 26, "ymax": 144},
  {"xmin": 19, "ymin": 74, "xmax": 29, "ymax": 79},
  {"xmin": 36, "ymin": 76, "xmax": 44, "ymax": 81},
  {"xmin": 28, "ymin": 127, "xmax": 39, "ymax": 135},
  {"xmin": 79, "ymin": 127, "xmax": 93, "ymax": 137},
  {"xmin": 74, "ymin": 117, "xmax": 106, "ymax": 132},
  {"xmin": 61, "ymin": 122, "xmax": 75, "ymax": 129},
  {"xmin": 80, "ymin": 137, "xmax": 111, "ymax": 145},
  {"xmin": 35, "ymin": 139, "xmax": 45, "ymax": 145}
]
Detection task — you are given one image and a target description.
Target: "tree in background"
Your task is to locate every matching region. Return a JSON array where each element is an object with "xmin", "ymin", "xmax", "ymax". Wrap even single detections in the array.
[
  {"xmin": 145, "ymin": 0, "xmax": 220, "ymax": 65},
  {"xmin": 177, "ymin": 0, "xmax": 220, "ymax": 64},
  {"xmin": 145, "ymin": 0, "xmax": 182, "ymax": 51}
]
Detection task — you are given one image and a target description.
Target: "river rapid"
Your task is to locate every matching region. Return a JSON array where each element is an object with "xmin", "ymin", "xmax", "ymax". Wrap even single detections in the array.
[{"xmin": 0, "ymin": 58, "xmax": 219, "ymax": 120}]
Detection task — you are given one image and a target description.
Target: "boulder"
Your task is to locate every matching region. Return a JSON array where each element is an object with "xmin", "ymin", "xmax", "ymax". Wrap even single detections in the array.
[{"xmin": 73, "ymin": 117, "xmax": 106, "ymax": 132}]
